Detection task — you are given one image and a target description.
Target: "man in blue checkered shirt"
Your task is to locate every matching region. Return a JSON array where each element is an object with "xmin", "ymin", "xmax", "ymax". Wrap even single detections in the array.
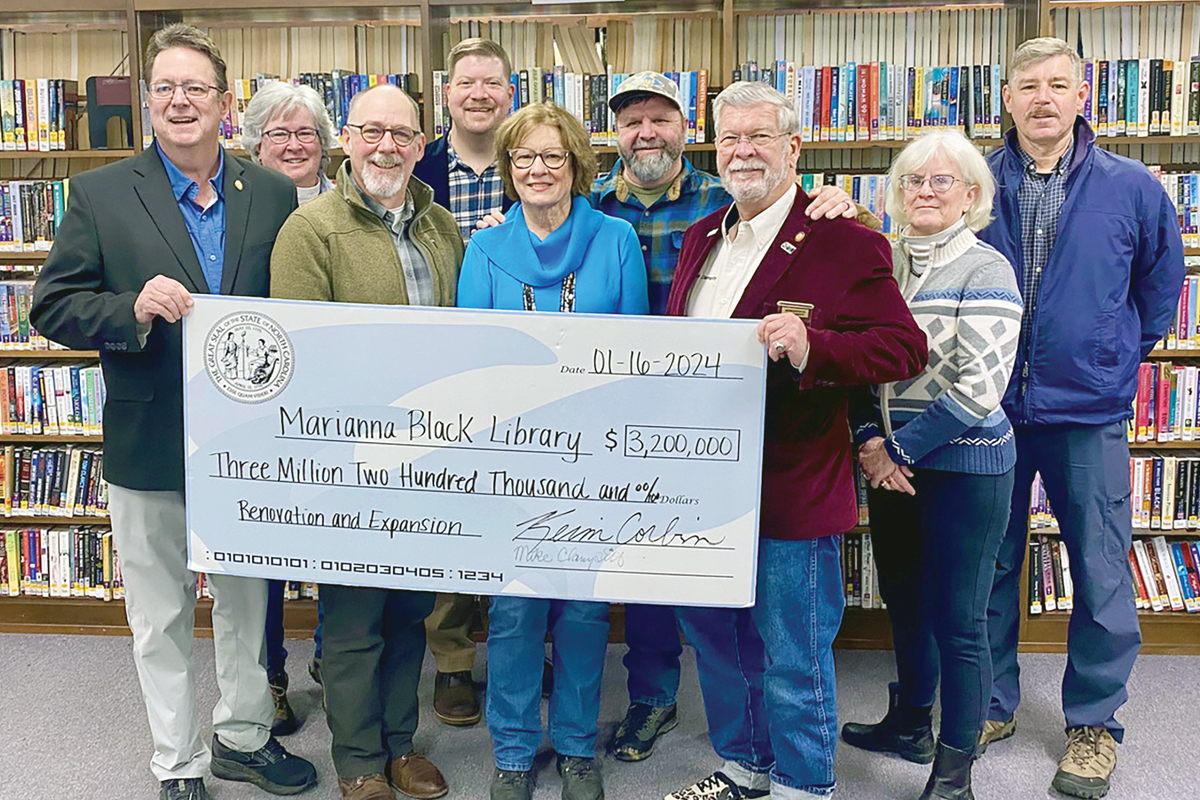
[
  {"xmin": 411, "ymin": 37, "xmax": 518, "ymax": 731},
  {"xmin": 591, "ymin": 71, "xmax": 869, "ymax": 765}
]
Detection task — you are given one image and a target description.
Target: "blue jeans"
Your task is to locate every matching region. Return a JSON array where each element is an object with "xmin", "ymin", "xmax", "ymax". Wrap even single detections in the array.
[
  {"xmin": 486, "ymin": 597, "xmax": 610, "ymax": 771},
  {"xmin": 987, "ymin": 423, "xmax": 1141, "ymax": 740},
  {"xmin": 867, "ymin": 468, "xmax": 1013, "ymax": 750},
  {"xmin": 678, "ymin": 535, "xmax": 844, "ymax": 799},
  {"xmin": 622, "ymin": 604, "xmax": 682, "ymax": 707}
]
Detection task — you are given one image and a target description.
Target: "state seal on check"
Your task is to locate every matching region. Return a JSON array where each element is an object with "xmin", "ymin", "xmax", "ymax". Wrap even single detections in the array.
[{"xmin": 204, "ymin": 311, "xmax": 294, "ymax": 403}]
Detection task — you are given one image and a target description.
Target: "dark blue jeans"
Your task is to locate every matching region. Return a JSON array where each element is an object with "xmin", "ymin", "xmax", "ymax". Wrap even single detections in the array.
[
  {"xmin": 678, "ymin": 535, "xmax": 844, "ymax": 799},
  {"xmin": 987, "ymin": 422, "xmax": 1141, "ymax": 740},
  {"xmin": 622, "ymin": 604, "xmax": 682, "ymax": 707},
  {"xmin": 866, "ymin": 468, "xmax": 1013, "ymax": 750},
  {"xmin": 266, "ymin": 579, "xmax": 323, "ymax": 681}
]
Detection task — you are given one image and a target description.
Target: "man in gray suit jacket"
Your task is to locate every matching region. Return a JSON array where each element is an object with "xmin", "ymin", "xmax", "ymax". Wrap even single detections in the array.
[{"xmin": 31, "ymin": 24, "xmax": 316, "ymax": 800}]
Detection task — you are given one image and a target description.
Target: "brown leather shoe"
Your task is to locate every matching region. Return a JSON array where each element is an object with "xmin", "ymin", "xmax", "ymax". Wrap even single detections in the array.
[
  {"xmin": 389, "ymin": 753, "xmax": 448, "ymax": 800},
  {"xmin": 433, "ymin": 670, "xmax": 481, "ymax": 726},
  {"xmin": 339, "ymin": 774, "xmax": 393, "ymax": 800}
]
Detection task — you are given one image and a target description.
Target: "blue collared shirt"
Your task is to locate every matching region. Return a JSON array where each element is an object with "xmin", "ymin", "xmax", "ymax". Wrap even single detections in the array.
[{"xmin": 158, "ymin": 142, "xmax": 226, "ymax": 294}]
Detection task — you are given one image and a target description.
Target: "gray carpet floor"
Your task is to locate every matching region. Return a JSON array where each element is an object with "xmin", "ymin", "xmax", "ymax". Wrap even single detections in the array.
[{"xmin": 0, "ymin": 634, "xmax": 1195, "ymax": 799}]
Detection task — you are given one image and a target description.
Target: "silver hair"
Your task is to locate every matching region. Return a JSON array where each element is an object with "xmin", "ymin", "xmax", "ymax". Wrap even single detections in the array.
[
  {"xmin": 713, "ymin": 81, "xmax": 800, "ymax": 137},
  {"xmin": 1010, "ymin": 37, "xmax": 1082, "ymax": 86},
  {"xmin": 885, "ymin": 128, "xmax": 995, "ymax": 232},
  {"xmin": 240, "ymin": 81, "xmax": 338, "ymax": 172}
]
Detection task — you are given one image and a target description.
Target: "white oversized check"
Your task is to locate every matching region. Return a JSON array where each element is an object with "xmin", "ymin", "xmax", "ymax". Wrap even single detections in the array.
[{"xmin": 183, "ymin": 295, "xmax": 766, "ymax": 607}]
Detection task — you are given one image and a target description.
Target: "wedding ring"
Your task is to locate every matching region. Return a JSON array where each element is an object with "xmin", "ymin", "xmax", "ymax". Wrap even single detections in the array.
[{"xmin": 774, "ymin": 341, "xmax": 787, "ymax": 354}]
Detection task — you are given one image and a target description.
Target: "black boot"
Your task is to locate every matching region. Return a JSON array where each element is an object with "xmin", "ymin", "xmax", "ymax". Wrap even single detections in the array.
[
  {"xmin": 918, "ymin": 740, "xmax": 975, "ymax": 800},
  {"xmin": 841, "ymin": 682, "xmax": 935, "ymax": 763}
]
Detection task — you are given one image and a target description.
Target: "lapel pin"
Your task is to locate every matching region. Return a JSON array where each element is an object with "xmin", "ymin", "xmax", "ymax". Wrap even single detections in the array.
[
  {"xmin": 781, "ymin": 241, "xmax": 796, "ymax": 254},
  {"xmin": 795, "ymin": 231, "xmax": 806, "ymax": 242},
  {"xmin": 234, "ymin": 179, "xmax": 244, "ymax": 191},
  {"xmin": 706, "ymin": 228, "xmax": 719, "ymax": 237}
]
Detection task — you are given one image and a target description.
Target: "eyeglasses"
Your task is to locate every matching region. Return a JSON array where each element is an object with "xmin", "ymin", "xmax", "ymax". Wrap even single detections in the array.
[
  {"xmin": 347, "ymin": 124, "xmax": 419, "ymax": 146},
  {"xmin": 716, "ymin": 132, "xmax": 788, "ymax": 151},
  {"xmin": 148, "ymin": 82, "xmax": 220, "ymax": 101},
  {"xmin": 898, "ymin": 174, "xmax": 963, "ymax": 194},
  {"xmin": 508, "ymin": 149, "xmax": 570, "ymax": 170},
  {"xmin": 264, "ymin": 127, "xmax": 319, "ymax": 145}
]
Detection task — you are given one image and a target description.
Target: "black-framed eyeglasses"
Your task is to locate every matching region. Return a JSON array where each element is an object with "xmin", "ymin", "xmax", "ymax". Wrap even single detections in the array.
[
  {"xmin": 898, "ymin": 174, "xmax": 963, "ymax": 194},
  {"xmin": 347, "ymin": 123, "xmax": 419, "ymax": 146},
  {"xmin": 264, "ymin": 127, "xmax": 319, "ymax": 145},
  {"xmin": 508, "ymin": 149, "xmax": 570, "ymax": 170},
  {"xmin": 148, "ymin": 81, "xmax": 220, "ymax": 101}
]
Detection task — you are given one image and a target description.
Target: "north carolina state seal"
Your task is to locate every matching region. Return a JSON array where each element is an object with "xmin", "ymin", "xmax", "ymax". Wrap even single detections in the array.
[{"xmin": 204, "ymin": 311, "xmax": 294, "ymax": 403}]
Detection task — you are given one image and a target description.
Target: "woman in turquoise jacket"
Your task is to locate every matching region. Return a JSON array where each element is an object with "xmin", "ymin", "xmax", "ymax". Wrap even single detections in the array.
[{"xmin": 458, "ymin": 102, "xmax": 647, "ymax": 800}]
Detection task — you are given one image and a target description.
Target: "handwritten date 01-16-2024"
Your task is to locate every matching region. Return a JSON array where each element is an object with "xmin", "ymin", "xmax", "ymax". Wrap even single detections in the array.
[{"xmin": 590, "ymin": 349, "xmax": 728, "ymax": 379}]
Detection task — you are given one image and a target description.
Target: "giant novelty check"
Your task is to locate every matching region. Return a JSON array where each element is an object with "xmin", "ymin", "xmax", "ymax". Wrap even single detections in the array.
[{"xmin": 183, "ymin": 296, "xmax": 766, "ymax": 607}]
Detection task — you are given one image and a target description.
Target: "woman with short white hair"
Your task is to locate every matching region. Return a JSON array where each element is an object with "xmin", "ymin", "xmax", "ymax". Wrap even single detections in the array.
[
  {"xmin": 845, "ymin": 128, "xmax": 1023, "ymax": 800},
  {"xmin": 242, "ymin": 81, "xmax": 338, "ymax": 203}
]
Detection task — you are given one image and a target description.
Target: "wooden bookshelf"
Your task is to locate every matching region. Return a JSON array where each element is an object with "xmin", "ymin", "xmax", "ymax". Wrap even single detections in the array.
[
  {"xmin": 0, "ymin": 595, "xmax": 319, "ymax": 637},
  {"xmin": 1130, "ymin": 441, "xmax": 1200, "ymax": 450},
  {"xmin": 1, "ymin": 515, "xmax": 107, "ymax": 525},
  {"xmin": 0, "ymin": 351, "xmax": 100, "ymax": 359},
  {"xmin": 0, "ymin": 150, "xmax": 134, "ymax": 160},
  {"xmin": 0, "ymin": 434, "xmax": 102, "ymax": 443}
]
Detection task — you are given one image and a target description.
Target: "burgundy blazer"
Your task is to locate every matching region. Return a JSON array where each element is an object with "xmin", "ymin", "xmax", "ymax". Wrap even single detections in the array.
[{"xmin": 667, "ymin": 191, "xmax": 927, "ymax": 540}]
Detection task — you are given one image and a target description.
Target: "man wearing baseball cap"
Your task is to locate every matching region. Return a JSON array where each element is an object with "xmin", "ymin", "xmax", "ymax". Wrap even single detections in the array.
[{"xmin": 593, "ymin": 71, "xmax": 862, "ymax": 763}]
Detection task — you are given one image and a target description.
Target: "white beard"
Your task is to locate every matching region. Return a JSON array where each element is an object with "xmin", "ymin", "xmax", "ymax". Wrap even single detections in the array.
[
  {"xmin": 360, "ymin": 154, "xmax": 407, "ymax": 200},
  {"xmin": 722, "ymin": 157, "xmax": 790, "ymax": 205}
]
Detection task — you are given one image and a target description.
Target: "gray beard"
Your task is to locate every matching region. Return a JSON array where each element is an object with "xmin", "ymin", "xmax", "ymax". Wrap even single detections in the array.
[
  {"xmin": 621, "ymin": 144, "xmax": 683, "ymax": 184},
  {"xmin": 361, "ymin": 157, "xmax": 407, "ymax": 201},
  {"xmin": 723, "ymin": 160, "xmax": 789, "ymax": 205}
]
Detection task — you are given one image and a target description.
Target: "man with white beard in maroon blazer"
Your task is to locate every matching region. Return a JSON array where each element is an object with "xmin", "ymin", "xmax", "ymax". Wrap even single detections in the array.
[{"xmin": 662, "ymin": 81, "xmax": 927, "ymax": 800}]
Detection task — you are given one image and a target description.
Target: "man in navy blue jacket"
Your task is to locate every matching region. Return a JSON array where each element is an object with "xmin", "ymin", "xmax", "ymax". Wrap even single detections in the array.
[{"xmin": 977, "ymin": 37, "xmax": 1184, "ymax": 800}]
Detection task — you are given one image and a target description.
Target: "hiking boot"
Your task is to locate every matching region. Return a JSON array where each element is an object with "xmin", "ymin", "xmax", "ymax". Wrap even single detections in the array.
[
  {"xmin": 664, "ymin": 771, "xmax": 769, "ymax": 800},
  {"xmin": 160, "ymin": 778, "xmax": 208, "ymax": 800},
  {"xmin": 841, "ymin": 682, "xmax": 935, "ymax": 764},
  {"xmin": 1051, "ymin": 726, "xmax": 1116, "ymax": 799},
  {"xmin": 433, "ymin": 670, "xmax": 481, "ymax": 726},
  {"xmin": 557, "ymin": 755, "xmax": 603, "ymax": 800},
  {"xmin": 269, "ymin": 673, "xmax": 299, "ymax": 737},
  {"xmin": 338, "ymin": 774, "xmax": 392, "ymax": 800},
  {"xmin": 608, "ymin": 703, "xmax": 679, "ymax": 762},
  {"xmin": 918, "ymin": 740, "xmax": 975, "ymax": 800},
  {"xmin": 976, "ymin": 716, "xmax": 1016, "ymax": 756},
  {"xmin": 210, "ymin": 734, "xmax": 318, "ymax": 795},
  {"xmin": 490, "ymin": 769, "xmax": 533, "ymax": 800}
]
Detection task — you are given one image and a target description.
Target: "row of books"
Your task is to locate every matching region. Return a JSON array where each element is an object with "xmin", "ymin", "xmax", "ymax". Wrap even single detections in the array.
[
  {"xmin": 196, "ymin": 574, "xmax": 318, "ymax": 602},
  {"xmin": 433, "ymin": 68, "xmax": 711, "ymax": 147},
  {"xmin": 1131, "ymin": 363, "xmax": 1200, "ymax": 443},
  {"xmin": 1154, "ymin": 170, "xmax": 1200, "ymax": 254},
  {"xmin": 0, "ymin": 79, "xmax": 81, "ymax": 152},
  {"xmin": 1027, "ymin": 534, "xmax": 1075, "ymax": 614},
  {"xmin": 0, "ymin": 526, "xmax": 118, "ymax": 600},
  {"xmin": 800, "ymin": 172, "xmax": 893, "ymax": 238},
  {"xmin": 1075, "ymin": 58, "xmax": 1200, "ymax": 139},
  {"xmin": 739, "ymin": 60, "xmax": 1004, "ymax": 141},
  {"xmin": 0, "ymin": 364, "xmax": 106, "ymax": 436},
  {"xmin": 0, "ymin": 446, "xmax": 107, "ymax": 519},
  {"xmin": 843, "ymin": 531, "xmax": 883, "ymax": 610},
  {"xmin": 0, "ymin": 281, "xmax": 53, "ymax": 351},
  {"xmin": 1129, "ymin": 535, "xmax": 1200, "ymax": 613},
  {"xmin": 1129, "ymin": 455, "xmax": 1200, "ymax": 532},
  {"xmin": 0, "ymin": 179, "xmax": 68, "ymax": 253}
]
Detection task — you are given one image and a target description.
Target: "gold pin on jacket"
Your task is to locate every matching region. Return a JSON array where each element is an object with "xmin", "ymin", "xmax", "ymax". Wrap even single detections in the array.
[{"xmin": 234, "ymin": 179, "xmax": 244, "ymax": 191}]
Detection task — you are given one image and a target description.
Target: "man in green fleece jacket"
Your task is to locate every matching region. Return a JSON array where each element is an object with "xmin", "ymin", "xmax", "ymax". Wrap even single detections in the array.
[{"xmin": 269, "ymin": 83, "xmax": 462, "ymax": 800}]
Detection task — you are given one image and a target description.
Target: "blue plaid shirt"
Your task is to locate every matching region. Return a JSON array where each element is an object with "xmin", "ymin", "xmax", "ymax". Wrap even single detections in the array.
[
  {"xmin": 447, "ymin": 140, "xmax": 506, "ymax": 243},
  {"xmin": 1014, "ymin": 137, "xmax": 1075, "ymax": 390},
  {"xmin": 592, "ymin": 158, "xmax": 729, "ymax": 316}
]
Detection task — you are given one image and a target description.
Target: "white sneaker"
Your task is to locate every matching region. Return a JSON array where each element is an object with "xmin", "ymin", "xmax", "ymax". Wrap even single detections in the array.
[{"xmin": 664, "ymin": 771, "xmax": 770, "ymax": 800}]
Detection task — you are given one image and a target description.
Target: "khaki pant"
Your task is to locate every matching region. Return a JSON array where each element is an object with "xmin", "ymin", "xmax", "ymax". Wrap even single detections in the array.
[
  {"xmin": 109, "ymin": 485, "xmax": 273, "ymax": 782},
  {"xmin": 423, "ymin": 593, "xmax": 482, "ymax": 672}
]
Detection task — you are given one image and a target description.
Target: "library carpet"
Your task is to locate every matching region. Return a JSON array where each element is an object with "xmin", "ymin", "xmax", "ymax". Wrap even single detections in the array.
[{"xmin": 0, "ymin": 635, "xmax": 1195, "ymax": 800}]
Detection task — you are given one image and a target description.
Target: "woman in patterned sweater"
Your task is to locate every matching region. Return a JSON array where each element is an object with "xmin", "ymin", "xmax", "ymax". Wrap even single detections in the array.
[{"xmin": 844, "ymin": 128, "xmax": 1023, "ymax": 800}]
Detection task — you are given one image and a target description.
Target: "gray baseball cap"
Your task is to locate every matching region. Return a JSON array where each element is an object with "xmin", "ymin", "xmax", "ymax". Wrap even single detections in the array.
[{"xmin": 608, "ymin": 71, "xmax": 683, "ymax": 114}]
